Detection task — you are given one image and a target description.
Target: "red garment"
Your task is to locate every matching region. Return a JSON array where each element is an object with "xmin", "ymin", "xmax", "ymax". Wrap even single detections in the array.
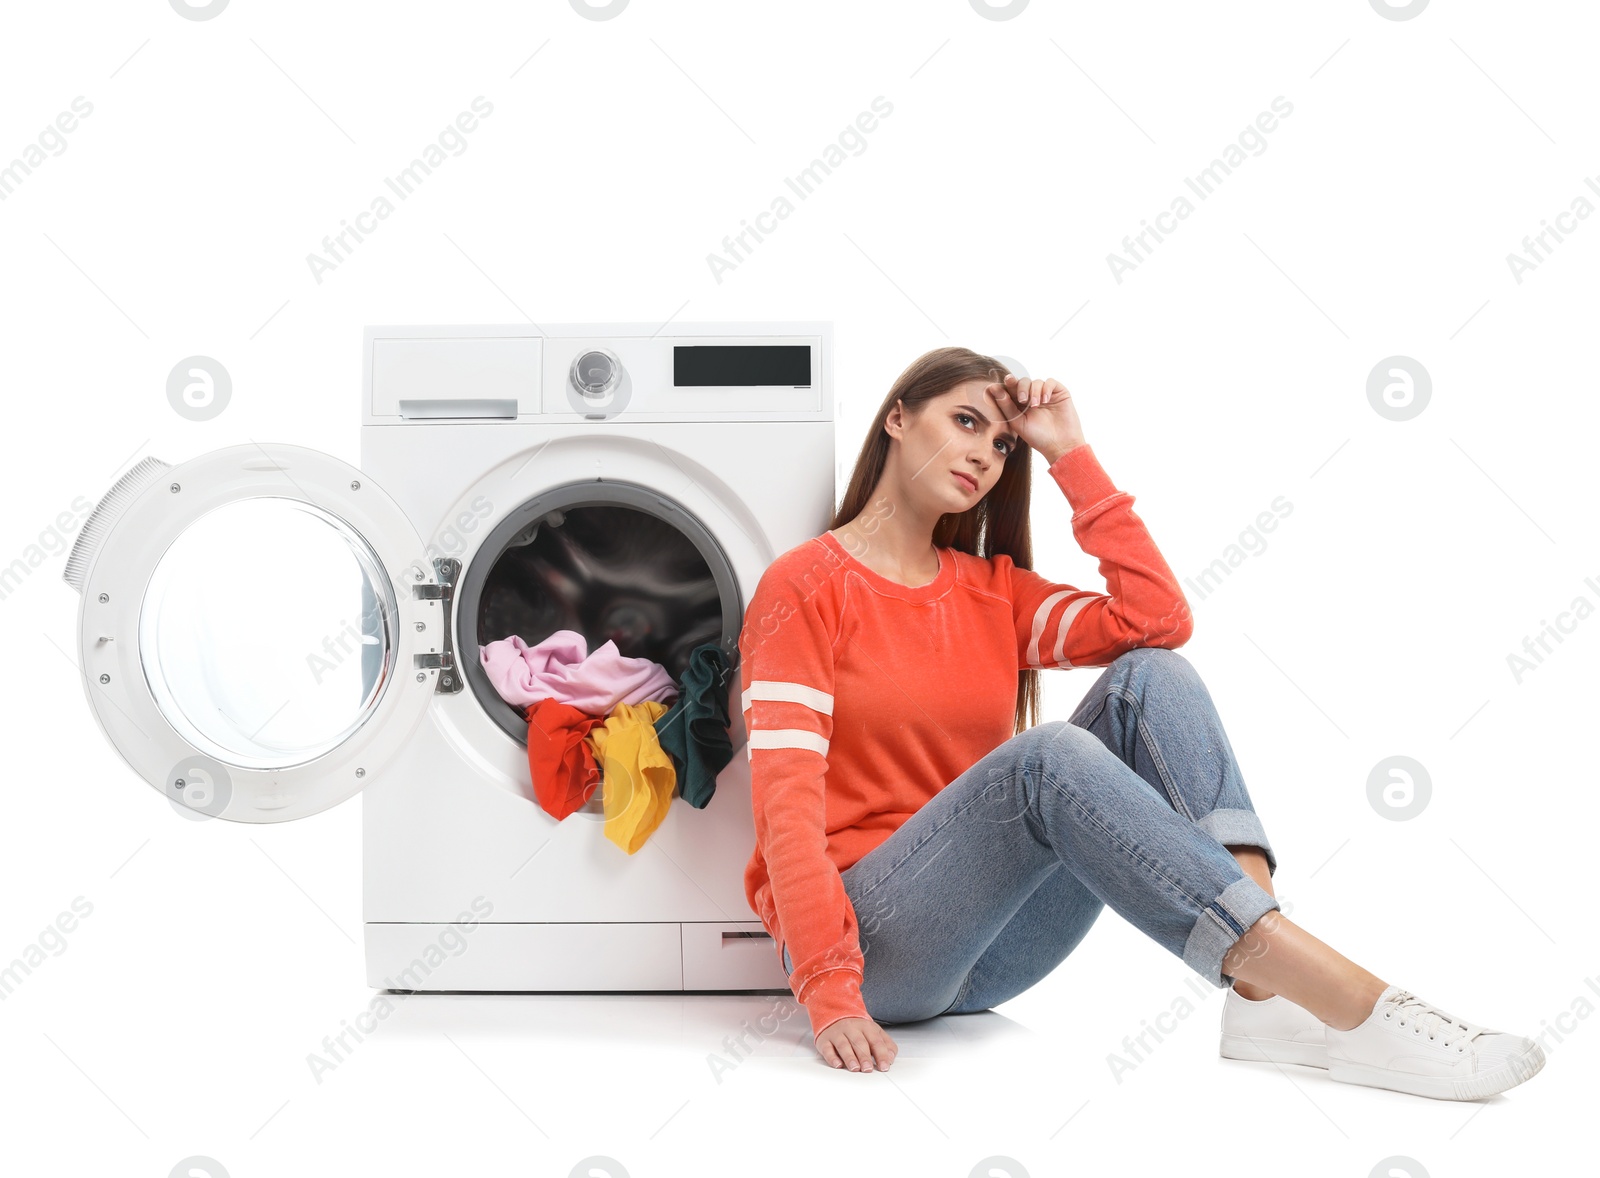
[
  {"xmin": 525, "ymin": 698, "xmax": 605, "ymax": 819},
  {"xmin": 738, "ymin": 443, "xmax": 1193, "ymax": 1040}
]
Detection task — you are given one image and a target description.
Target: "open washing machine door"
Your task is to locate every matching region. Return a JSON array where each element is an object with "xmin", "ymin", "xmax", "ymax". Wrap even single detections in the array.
[{"xmin": 63, "ymin": 444, "xmax": 443, "ymax": 823}]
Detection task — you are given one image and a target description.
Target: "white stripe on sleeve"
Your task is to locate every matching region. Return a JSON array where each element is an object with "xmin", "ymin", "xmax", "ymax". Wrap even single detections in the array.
[
  {"xmin": 746, "ymin": 728, "xmax": 831, "ymax": 758},
  {"xmin": 1026, "ymin": 591, "xmax": 1075, "ymax": 666},
  {"xmin": 742, "ymin": 678, "xmax": 835, "ymax": 715},
  {"xmin": 1050, "ymin": 596, "xmax": 1095, "ymax": 667}
]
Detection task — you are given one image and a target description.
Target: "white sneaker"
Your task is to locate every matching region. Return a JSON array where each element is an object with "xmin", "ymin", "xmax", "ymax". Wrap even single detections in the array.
[
  {"xmin": 1219, "ymin": 986, "xmax": 1328, "ymax": 1069},
  {"xmin": 1325, "ymin": 984, "xmax": 1546, "ymax": 1100}
]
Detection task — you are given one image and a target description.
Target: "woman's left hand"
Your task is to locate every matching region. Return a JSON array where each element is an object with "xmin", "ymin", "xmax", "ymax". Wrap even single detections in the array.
[{"xmin": 986, "ymin": 373, "xmax": 1086, "ymax": 463}]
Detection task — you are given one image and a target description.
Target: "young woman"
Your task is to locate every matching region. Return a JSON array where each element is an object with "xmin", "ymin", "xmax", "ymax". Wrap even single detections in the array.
[{"xmin": 736, "ymin": 346, "xmax": 1545, "ymax": 1100}]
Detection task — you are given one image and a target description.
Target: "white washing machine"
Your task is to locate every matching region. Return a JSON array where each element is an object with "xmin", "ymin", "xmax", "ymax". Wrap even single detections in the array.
[{"xmin": 64, "ymin": 321, "xmax": 834, "ymax": 995}]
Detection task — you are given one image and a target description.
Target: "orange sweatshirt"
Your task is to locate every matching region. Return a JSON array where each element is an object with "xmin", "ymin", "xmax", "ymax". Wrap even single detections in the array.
[{"xmin": 738, "ymin": 443, "xmax": 1194, "ymax": 1040}]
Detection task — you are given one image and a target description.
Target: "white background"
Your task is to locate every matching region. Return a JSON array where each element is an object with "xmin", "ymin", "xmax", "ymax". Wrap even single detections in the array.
[{"xmin": 2, "ymin": 1, "xmax": 1594, "ymax": 1174}]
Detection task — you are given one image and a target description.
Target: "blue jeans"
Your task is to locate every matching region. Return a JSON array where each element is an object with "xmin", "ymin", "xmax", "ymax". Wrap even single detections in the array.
[{"xmin": 780, "ymin": 647, "xmax": 1280, "ymax": 1025}]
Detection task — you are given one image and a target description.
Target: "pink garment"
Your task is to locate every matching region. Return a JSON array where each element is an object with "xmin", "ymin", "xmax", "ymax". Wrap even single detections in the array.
[{"xmin": 480, "ymin": 629, "xmax": 678, "ymax": 715}]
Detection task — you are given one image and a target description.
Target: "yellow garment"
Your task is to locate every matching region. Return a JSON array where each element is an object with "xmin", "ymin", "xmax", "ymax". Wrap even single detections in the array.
[{"xmin": 585, "ymin": 699, "xmax": 677, "ymax": 854}]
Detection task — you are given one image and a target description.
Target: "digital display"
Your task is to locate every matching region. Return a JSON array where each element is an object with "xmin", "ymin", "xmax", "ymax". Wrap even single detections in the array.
[{"xmin": 674, "ymin": 345, "xmax": 811, "ymax": 387}]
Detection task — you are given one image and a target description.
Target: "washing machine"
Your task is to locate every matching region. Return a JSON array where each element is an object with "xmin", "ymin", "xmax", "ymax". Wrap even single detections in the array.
[{"xmin": 63, "ymin": 321, "xmax": 835, "ymax": 995}]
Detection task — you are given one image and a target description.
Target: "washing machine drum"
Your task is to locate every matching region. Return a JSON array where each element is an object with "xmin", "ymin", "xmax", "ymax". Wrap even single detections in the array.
[{"xmin": 460, "ymin": 489, "xmax": 740, "ymax": 744}]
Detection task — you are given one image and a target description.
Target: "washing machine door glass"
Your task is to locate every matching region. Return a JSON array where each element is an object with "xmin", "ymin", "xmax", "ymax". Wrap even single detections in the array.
[
  {"xmin": 66, "ymin": 444, "xmax": 442, "ymax": 823},
  {"xmin": 138, "ymin": 496, "xmax": 394, "ymax": 768}
]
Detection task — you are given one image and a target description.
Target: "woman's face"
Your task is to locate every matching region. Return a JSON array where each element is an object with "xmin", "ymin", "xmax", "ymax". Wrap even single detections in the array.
[{"xmin": 887, "ymin": 379, "xmax": 1020, "ymax": 508}]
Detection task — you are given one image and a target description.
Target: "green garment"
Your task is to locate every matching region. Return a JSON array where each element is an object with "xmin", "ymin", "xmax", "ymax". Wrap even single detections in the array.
[{"xmin": 652, "ymin": 642, "xmax": 734, "ymax": 809}]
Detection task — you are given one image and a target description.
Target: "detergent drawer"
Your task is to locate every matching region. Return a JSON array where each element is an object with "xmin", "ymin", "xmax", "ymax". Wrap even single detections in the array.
[
  {"xmin": 368, "ymin": 333, "xmax": 541, "ymax": 418},
  {"xmin": 365, "ymin": 921, "xmax": 683, "ymax": 991},
  {"xmin": 682, "ymin": 921, "xmax": 789, "ymax": 990}
]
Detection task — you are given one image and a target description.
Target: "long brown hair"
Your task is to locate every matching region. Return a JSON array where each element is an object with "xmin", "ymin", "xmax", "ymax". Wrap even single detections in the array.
[{"xmin": 830, "ymin": 346, "xmax": 1041, "ymax": 735}]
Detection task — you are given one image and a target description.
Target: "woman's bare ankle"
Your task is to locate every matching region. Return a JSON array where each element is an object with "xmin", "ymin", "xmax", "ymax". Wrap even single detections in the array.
[
  {"xmin": 1220, "ymin": 911, "xmax": 1388, "ymax": 1030},
  {"xmin": 1320, "ymin": 979, "xmax": 1389, "ymax": 1031},
  {"xmin": 1232, "ymin": 980, "xmax": 1276, "ymax": 1002}
]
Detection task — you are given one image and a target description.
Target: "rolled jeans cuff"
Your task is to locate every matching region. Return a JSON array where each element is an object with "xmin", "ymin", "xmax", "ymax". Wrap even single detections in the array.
[
  {"xmin": 1182, "ymin": 875, "xmax": 1281, "ymax": 989},
  {"xmin": 1195, "ymin": 807, "xmax": 1277, "ymax": 878}
]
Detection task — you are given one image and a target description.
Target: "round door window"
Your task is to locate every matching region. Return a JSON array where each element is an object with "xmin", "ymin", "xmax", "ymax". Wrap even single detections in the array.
[{"xmin": 137, "ymin": 496, "xmax": 398, "ymax": 770}]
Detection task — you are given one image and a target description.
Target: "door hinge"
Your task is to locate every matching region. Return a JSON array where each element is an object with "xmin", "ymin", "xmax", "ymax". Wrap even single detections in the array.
[{"xmin": 412, "ymin": 556, "xmax": 462, "ymax": 694}]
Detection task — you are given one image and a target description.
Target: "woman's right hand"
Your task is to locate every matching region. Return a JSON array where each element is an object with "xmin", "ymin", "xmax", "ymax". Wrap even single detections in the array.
[{"xmin": 815, "ymin": 1017, "xmax": 898, "ymax": 1071}]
